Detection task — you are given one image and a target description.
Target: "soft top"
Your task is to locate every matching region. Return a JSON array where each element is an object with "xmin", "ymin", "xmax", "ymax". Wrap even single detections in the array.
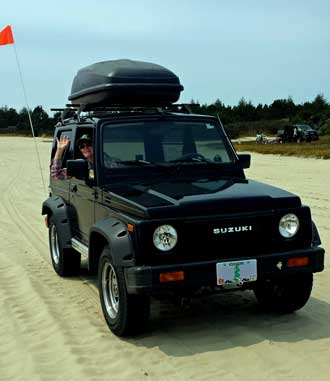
[{"xmin": 68, "ymin": 59, "xmax": 184, "ymax": 107}]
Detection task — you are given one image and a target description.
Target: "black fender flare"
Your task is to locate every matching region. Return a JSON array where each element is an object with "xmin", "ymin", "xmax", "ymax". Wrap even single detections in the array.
[
  {"xmin": 312, "ymin": 220, "xmax": 322, "ymax": 247},
  {"xmin": 42, "ymin": 196, "xmax": 73, "ymax": 250},
  {"xmin": 89, "ymin": 218, "xmax": 135, "ymax": 270}
]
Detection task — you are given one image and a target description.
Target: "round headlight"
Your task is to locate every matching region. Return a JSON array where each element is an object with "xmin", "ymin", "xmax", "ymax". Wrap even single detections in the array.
[
  {"xmin": 279, "ymin": 214, "xmax": 299, "ymax": 238},
  {"xmin": 153, "ymin": 225, "xmax": 178, "ymax": 251}
]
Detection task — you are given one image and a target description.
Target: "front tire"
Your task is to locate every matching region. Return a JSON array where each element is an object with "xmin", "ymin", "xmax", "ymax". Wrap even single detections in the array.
[
  {"xmin": 48, "ymin": 216, "xmax": 81, "ymax": 276},
  {"xmin": 98, "ymin": 246, "xmax": 150, "ymax": 336},
  {"xmin": 254, "ymin": 273, "xmax": 313, "ymax": 313}
]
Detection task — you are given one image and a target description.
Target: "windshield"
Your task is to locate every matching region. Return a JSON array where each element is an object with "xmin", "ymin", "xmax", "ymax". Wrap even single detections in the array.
[
  {"xmin": 297, "ymin": 125, "xmax": 313, "ymax": 131},
  {"xmin": 102, "ymin": 120, "xmax": 233, "ymax": 172}
]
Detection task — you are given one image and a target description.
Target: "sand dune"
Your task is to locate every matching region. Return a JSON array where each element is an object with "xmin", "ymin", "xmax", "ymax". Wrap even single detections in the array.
[{"xmin": 0, "ymin": 137, "xmax": 329, "ymax": 381}]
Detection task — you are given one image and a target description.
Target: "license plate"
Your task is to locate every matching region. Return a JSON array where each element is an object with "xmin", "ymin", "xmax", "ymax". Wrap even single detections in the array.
[{"xmin": 216, "ymin": 259, "xmax": 257, "ymax": 285}]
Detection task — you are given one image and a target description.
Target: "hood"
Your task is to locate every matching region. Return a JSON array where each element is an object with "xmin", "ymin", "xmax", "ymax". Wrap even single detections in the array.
[{"xmin": 106, "ymin": 178, "xmax": 301, "ymax": 219}]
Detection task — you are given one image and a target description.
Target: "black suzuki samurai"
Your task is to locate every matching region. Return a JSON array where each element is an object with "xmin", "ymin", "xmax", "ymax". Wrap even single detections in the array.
[{"xmin": 42, "ymin": 59, "xmax": 325, "ymax": 336}]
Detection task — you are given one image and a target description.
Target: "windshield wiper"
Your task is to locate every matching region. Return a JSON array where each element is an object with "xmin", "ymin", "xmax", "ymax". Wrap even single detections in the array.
[
  {"xmin": 120, "ymin": 160, "xmax": 172, "ymax": 169},
  {"xmin": 169, "ymin": 157, "xmax": 219, "ymax": 165}
]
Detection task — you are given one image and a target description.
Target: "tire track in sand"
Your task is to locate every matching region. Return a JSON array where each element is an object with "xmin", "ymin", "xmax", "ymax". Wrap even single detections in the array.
[
  {"xmin": 0, "ymin": 183, "xmax": 155, "ymax": 379},
  {"xmin": 0, "ymin": 143, "xmax": 158, "ymax": 380}
]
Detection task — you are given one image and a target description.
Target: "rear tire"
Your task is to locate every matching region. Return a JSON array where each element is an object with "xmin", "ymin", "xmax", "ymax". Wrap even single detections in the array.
[
  {"xmin": 254, "ymin": 273, "xmax": 313, "ymax": 313},
  {"xmin": 48, "ymin": 216, "xmax": 81, "ymax": 276},
  {"xmin": 98, "ymin": 245, "xmax": 150, "ymax": 336}
]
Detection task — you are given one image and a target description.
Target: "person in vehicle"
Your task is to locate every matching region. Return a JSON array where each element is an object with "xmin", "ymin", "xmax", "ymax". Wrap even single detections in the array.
[{"xmin": 50, "ymin": 134, "xmax": 93, "ymax": 180}]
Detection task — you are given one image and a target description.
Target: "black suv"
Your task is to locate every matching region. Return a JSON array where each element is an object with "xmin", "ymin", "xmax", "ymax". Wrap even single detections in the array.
[
  {"xmin": 42, "ymin": 60, "xmax": 324, "ymax": 336},
  {"xmin": 277, "ymin": 124, "xmax": 319, "ymax": 143}
]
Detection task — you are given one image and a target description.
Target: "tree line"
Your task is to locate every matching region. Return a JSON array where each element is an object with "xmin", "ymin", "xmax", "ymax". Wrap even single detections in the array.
[
  {"xmin": 0, "ymin": 106, "xmax": 55, "ymax": 136},
  {"xmin": 1, "ymin": 94, "xmax": 330, "ymax": 138},
  {"xmin": 191, "ymin": 94, "xmax": 330, "ymax": 138}
]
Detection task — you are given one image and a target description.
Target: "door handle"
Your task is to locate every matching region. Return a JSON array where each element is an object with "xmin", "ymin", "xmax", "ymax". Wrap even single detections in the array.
[{"xmin": 71, "ymin": 185, "xmax": 78, "ymax": 193}]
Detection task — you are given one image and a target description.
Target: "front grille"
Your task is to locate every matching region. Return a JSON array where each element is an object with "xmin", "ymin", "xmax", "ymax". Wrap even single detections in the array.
[
  {"xmin": 136, "ymin": 208, "xmax": 312, "ymax": 266},
  {"xmin": 180, "ymin": 214, "xmax": 272, "ymax": 260},
  {"xmin": 137, "ymin": 213, "xmax": 271, "ymax": 265}
]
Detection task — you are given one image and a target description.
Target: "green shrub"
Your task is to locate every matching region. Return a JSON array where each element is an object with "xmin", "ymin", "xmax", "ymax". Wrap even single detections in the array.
[
  {"xmin": 319, "ymin": 119, "xmax": 330, "ymax": 136},
  {"xmin": 234, "ymin": 136, "xmax": 330, "ymax": 159}
]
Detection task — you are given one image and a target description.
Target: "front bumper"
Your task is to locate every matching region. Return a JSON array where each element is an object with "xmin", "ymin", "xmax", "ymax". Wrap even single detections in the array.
[{"xmin": 124, "ymin": 246, "xmax": 324, "ymax": 294}]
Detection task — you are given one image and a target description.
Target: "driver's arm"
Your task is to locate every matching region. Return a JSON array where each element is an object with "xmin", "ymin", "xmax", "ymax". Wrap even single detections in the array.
[
  {"xmin": 50, "ymin": 135, "xmax": 70, "ymax": 180},
  {"xmin": 50, "ymin": 159, "xmax": 68, "ymax": 180}
]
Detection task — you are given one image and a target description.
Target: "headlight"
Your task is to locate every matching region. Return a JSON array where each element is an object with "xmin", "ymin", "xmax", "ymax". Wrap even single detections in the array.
[
  {"xmin": 153, "ymin": 225, "xmax": 178, "ymax": 251},
  {"xmin": 279, "ymin": 214, "xmax": 299, "ymax": 238}
]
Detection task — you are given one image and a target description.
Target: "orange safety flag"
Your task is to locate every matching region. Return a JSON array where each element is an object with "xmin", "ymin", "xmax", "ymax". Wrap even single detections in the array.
[{"xmin": 0, "ymin": 25, "xmax": 14, "ymax": 46}]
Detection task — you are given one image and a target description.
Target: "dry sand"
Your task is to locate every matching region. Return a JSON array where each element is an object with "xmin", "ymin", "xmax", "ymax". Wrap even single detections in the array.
[{"xmin": 0, "ymin": 136, "xmax": 329, "ymax": 381}]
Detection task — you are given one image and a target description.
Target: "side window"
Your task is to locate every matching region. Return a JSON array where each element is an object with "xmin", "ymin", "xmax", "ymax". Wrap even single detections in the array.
[{"xmin": 52, "ymin": 130, "xmax": 73, "ymax": 167}]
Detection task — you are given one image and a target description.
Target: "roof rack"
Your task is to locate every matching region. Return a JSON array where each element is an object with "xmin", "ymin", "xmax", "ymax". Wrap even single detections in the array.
[
  {"xmin": 51, "ymin": 103, "xmax": 198, "ymax": 125},
  {"xmin": 67, "ymin": 103, "xmax": 195, "ymax": 114},
  {"xmin": 50, "ymin": 107, "xmax": 79, "ymax": 124}
]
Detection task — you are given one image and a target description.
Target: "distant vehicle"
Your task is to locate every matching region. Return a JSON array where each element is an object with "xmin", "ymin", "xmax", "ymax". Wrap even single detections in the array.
[
  {"xmin": 255, "ymin": 133, "xmax": 268, "ymax": 144},
  {"xmin": 277, "ymin": 124, "xmax": 319, "ymax": 143}
]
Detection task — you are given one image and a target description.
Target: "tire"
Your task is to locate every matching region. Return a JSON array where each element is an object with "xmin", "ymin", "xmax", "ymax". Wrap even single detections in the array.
[
  {"xmin": 98, "ymin": 245, "xmax": 150, "ymax": 336},
  {"xmin": 254, "ymin": 273, "xmax": 313, "ymax": 313},
  {"xmin": 48, "ymin": 216, "xmax": 81, "ymax": 276}
]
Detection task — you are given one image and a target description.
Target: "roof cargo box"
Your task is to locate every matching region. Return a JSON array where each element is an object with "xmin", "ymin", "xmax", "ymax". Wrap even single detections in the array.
[{"xmin": 68, "ymin": 59, "xmax": 184, "ymax": 107}]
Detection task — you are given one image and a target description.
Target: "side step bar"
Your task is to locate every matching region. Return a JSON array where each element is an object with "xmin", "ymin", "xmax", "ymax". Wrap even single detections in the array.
[{"xmin": 71, "ymin": 238, "xmax": 88, "ymax": 258}]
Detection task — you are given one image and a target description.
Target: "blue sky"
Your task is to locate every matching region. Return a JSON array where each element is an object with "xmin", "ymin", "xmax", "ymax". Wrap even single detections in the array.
[{"xmin": 1, "ymin": 0, "xmax": 330, "ymax": 113}]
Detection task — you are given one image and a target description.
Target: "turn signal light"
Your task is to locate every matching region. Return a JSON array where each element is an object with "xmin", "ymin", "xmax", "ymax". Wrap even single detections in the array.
[
  {"xmin": 287, "ymin": 257, "xmax": 309, "ymax": 268},
  {"xmin": 127, "ymin": 224, "xmax": 135, "ymax": 232},
  {"xmin": 159, "ymin": 271, "xmax": 184, "ymax": 283}
]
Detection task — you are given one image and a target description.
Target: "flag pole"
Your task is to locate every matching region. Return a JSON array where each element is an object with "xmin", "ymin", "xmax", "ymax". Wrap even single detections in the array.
[{"xmin": 12, "ymin": 41, "xmax": 47, "ymax": 195}]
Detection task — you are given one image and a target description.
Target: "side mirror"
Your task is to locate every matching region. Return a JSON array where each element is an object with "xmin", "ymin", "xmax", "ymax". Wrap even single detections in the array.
[
  {"xmin": 67, "ymin": 159, "xmax": 89, "ymax": 180},
  {"xmin": 237, "ymin": 153, "xmax": 251, "ymax": 169}
]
